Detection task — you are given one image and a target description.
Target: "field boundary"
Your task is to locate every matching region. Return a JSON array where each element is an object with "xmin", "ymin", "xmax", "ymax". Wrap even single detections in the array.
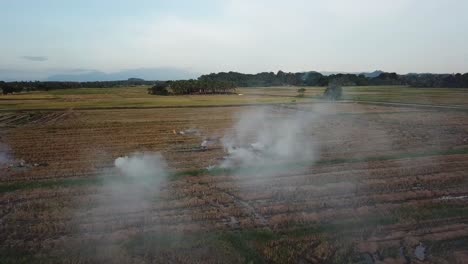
[
  {"xmin": 0, "ymin": 101, "xmax": 319, "ymax": 112},
  {"xmin": 348, "ymin": 100, "xmax": 468, "ymax": 111}
]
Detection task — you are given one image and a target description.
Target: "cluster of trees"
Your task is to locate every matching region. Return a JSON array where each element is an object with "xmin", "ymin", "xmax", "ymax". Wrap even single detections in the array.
[
  {"xmin": 198, "ymin": 71, "xmax": 468, "ymax": 88},
  {"xmin": 147, "ymin": 83, "xmax": 170, "ymax": 95},
  {"xmin": 199, "ymin": 71, "xmax": 304, "ymax": 87},
  {"xmin": 198, "ymin": 71, "xmax": 387, "ymax": 87},
  {"xmin": 296, "ymin": 88, "xmax": 306, "ymax": 97},
  {"xmin": 148, "ymin": 80, "xmax": 236, "ymax": 95},
  {"xmin": 0, "ymin": 81, "xmax": 24, "ymax": 94},
  {"xmin": 404, "ymin": 73, "xmax": 468, "ymax": 88}
]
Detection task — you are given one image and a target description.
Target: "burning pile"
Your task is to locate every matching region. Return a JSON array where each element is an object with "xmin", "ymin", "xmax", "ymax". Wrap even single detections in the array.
[{"xmin": 216, "ymin": 106, "xmax": 317, "ymax": 173}]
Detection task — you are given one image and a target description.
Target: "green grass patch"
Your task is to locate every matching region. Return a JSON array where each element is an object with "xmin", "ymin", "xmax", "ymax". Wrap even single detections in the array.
[
  {"xmin": 396, "ymin": 204, "xmax": 468, "ymax": 222},
  {"xmin": 424, "ymin": 237, "xmax": 468, "ymax": 259},
  {"xmin": 0, "ymin": 247, "xmax": 38, "ymax": 264},
  {"xmin": 219, "ymin": 232, "xmax": 267, "ymax": 263},
  {"xmin": 124, "ymin": 230, "xmax": 263, "ymax": 263},
  {"xmin": 286, "ymin": 214, "xmax": 399, "ymax": 240},
  {"xmin": 0, "ymin": 177, "xmax": 103, "ymax": 193}
]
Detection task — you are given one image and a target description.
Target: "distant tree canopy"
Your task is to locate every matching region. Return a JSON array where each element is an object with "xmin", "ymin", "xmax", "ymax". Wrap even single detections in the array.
[
  {"xmin": 148, "ymin": 80, "xmax": 236, "ymax": 95},
  {"xmin": 2, "ymin": 72, "xmax": 468, "ymax": 95},
  {"xmin": 404, "ymin": 73, "xmax": 468, "ymax": 88},
  {"xmin": 198, "ymin": 71, "xmax": 373, "ymax": 87},
  {"xmin": 296, "ymin": 87, "xmax": 306, "ymax": 97},
  {"xmin": 198, "ymin": 71, "xmax": 468, "ymax": 88},
  {"xmin": 0, "ymin": 81, "xmax": 25, "ymax": 95},
  {"xmin": 147, "ymin": 83, "xmax": 169, "ymax": 95}
]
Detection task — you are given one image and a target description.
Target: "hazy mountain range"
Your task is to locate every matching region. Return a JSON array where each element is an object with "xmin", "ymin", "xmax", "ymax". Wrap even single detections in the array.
[
  {"xmin": 0, "ymin": 68, "xmax": 199, "ymax": 82},
  {"xmin": 46, "ymin": 68, "xmax": 199, "ymax": 81},
  {"xmin": 1, "ymin": 68, "xmax": 442, "ymax": 82}
]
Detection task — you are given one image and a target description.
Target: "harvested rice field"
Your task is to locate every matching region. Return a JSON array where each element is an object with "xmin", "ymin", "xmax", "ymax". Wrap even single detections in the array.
[{"xmin": 1, "ymin": 87, "xmax": 468, "ymax": 263}]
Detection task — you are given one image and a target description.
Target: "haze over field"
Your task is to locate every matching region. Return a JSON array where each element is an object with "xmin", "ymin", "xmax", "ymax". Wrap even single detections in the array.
[
  {"xmin": 1, "ymin": 0, "xmax": 468, "ymax": 80},
  {"xmin": 3, "ymin": 1, "xmax": 468, "ymax": 263}
]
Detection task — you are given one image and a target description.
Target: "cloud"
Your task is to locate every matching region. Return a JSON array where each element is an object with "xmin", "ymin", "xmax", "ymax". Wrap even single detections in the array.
[
  {"xmin": 122, "ymin": 0, "xmax": 468, "ymax": 74},
  {"xmin": 127, "ymin": 1, "xmax": 408, "ymax": 73},
  {"xmin": 21, "ymin": 56, "xmax": 48, "ymax": 62},
  {"xmin": 2, "ymin": 0, "xmax": 467, "ymax": 74}
]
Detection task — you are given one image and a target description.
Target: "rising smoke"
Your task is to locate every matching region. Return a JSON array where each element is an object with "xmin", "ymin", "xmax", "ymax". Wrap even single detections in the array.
[
  {"xmin": 218, "ymin": 106, "xmax": 318, "ymax": 176},
  {"xmin": 70, "ymin": 152, "xmax": 170, "ymax": 261},
  {"xmin": 114, "ymin": 152, "xmax": 168, "ymax": 182},
  {"xmin": 99, "ymin": 152, "xmax": 168, "ymax": 214}
]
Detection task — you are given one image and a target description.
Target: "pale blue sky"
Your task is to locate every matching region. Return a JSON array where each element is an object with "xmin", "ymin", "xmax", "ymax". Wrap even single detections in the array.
[{"xmin": 1, "ymin": 0, "xmax": 468, "ymax": 80}]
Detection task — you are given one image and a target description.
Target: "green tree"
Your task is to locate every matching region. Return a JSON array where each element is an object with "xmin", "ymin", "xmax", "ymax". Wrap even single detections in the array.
[{"xmin": 297, "ymin": 87, "xmax": 306, "ymax": 97}]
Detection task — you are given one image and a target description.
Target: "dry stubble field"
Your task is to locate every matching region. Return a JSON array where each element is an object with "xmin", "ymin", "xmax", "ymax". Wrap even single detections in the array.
[{"xmin": 1, "ymin": 86, "xmax": 468, "ymax": 263}]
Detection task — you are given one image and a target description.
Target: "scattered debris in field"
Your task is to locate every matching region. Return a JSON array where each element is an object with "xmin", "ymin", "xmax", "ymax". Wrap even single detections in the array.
[
  {"xmin": 179, "ymin": 128, "xmax": 201, "ymax": 136},
  {"xmin": 200, "ymin": 137, "xmax": 221, "ymax": 150},
  {"xmin": 6, "ymin": 159, "xmax": 48, "ymax": 170},
  {"xmin": 17, "ymin": 159, "xmax": 26, "ymax": 167},
  {"xmin": 439, "ymin": 195, "xmax": 468, "ymax": 200},
  {"xmin": 33, "ymin": 162, "xmax": 49, "ymax": 167},
  {"xmin": 229, "ymin": 216, "xmax": 239, "ymax": 227},
  {"xmin": 200, "ymin": 140, "xmax": 208, "ymax": 150}
]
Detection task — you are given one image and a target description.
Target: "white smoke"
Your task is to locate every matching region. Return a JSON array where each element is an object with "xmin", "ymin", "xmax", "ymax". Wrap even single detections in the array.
[
  {"xmin": 114, "ymin": 152, "xmax": 168, "ymax": 181},
  {"xmin": 219, "ymin": 106, "xmax": 317, "ymax": 175},
  {"xmin": 77, "ymin": 152, "xmax": 168, "ymax": 231},
  {"xmin": 70, "ymin": 152, "xmax": 170, "ymax": 261},
  {"xmin": 0, "ymin": 142, "xmax": 11, "ymax": 166},
  {"xmin": 106, "ymin": 152, "xmax": 168, "ymax": 211}
]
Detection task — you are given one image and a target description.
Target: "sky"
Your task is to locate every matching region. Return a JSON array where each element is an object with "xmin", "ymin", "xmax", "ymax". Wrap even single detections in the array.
[{"xmin": 1, "ymin": 0, "xmax": 468, "ymax": 80}]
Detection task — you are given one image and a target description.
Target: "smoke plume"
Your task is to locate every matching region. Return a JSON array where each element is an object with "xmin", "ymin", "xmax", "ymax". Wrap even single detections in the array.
[
  {"xmin": 96, "ymin": 152, "xmax": 169, "ymax": 216},
  {"xmin": 219, "ymin": 106, "xmax": 318, "ymax": 175},
  {"xmin": 114, "ymin": 152, "xmax": 168, "ymax": 182},
  {"xmin": 73, "ymin": 152, "xmax": 169, "ymax": 260}
]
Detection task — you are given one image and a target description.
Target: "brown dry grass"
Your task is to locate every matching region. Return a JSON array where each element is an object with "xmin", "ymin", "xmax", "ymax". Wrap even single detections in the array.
[{"xmin": 1, "ymin": 96, "xmax": 468, "ymax": 263}]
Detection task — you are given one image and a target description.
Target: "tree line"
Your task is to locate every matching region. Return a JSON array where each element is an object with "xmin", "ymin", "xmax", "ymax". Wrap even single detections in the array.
[
  {"xmin": 199, "ymin": 71, "xmax": 468, "ymax": 88},
  {"xmin": 148, "ymin": 80, "xmax": 236, "ymax": 95},
  {"xmin": 2, "ymin": 71, "xmax": 468, "ymax": 95}
]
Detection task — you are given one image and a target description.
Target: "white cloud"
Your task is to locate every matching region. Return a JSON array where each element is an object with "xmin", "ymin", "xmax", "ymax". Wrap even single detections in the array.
[{"xmin": 122, "ymin": 0, "xmax": 463, "ymax": 74}]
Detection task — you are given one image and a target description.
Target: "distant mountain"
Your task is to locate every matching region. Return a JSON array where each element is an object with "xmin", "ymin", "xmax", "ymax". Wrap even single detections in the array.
[
  {"xmin": 46, "ymin": 68, "xmax": 198, "ymax": 81},
  {"xmin": 319, "ymin": 71, "xmax": 349, "ymax": 76},
  {"xmin": 361, "ymin": 70, "xmax": 384, "ymax": 78},
  {"xmin": 0, "ymin": 69, "xmax": 48, "ymax": 81}
]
